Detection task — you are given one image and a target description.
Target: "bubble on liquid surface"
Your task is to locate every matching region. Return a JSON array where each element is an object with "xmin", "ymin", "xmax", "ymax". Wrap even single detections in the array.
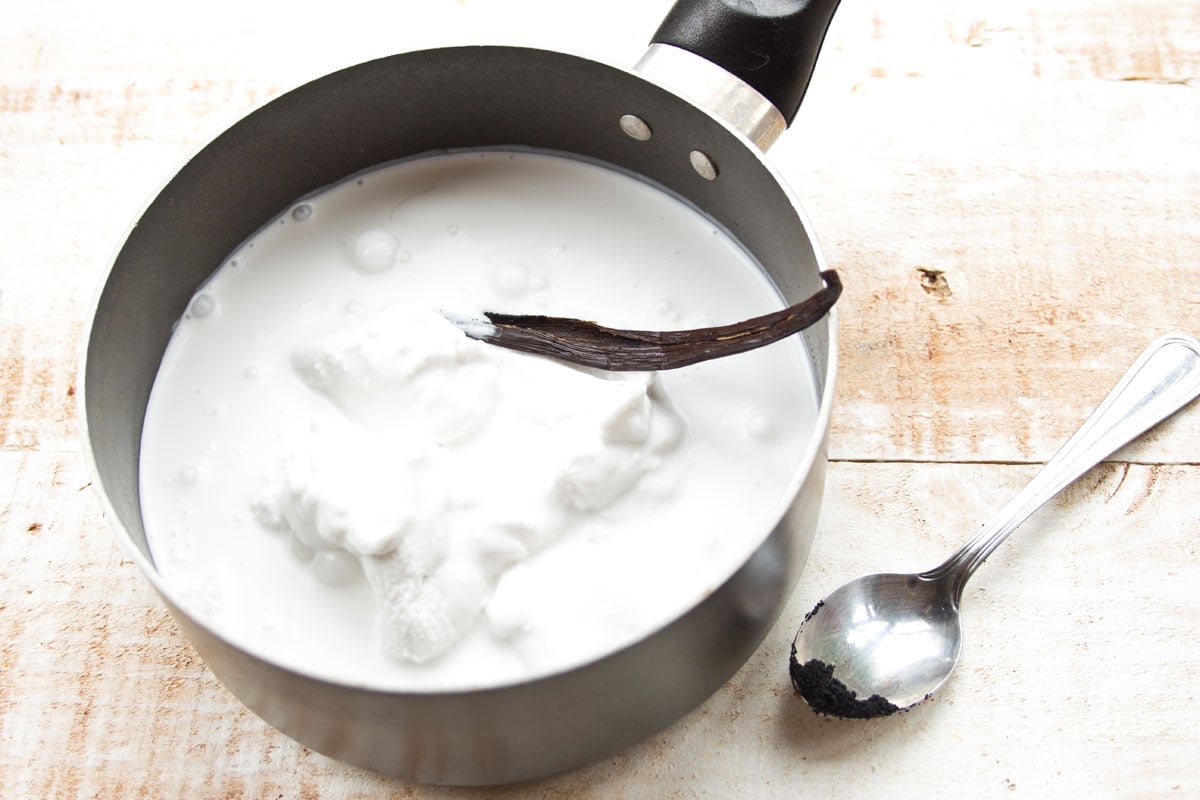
[
  {"xmin": 291, "ymin": 204, "xmax": 314, "ymax": 222},
  {"xmin": 178, "ymin": 587, "xmax": 214, "ymax": 618},
  {"xmin": 349, "ymin": 229, "xmax": 399, "ymax": 273},
  {"xmin": 490, "ymin": 262, "xmax": 531, "ymax": 298},
  {"xmin": 313, "ymin": 550, "xmax": 362, "ymax": 586},
  {"xmin": 190, "ymin": 294, "xmax": 217, "ymax": 319},
  {"xmin": 201, "ymin": 579, "xmax": 223, "ymax": 604},
  {"xmin": 178, "ymin": 465, "xmax": 200, "ymax": 485},
  {"xmin": 745, "ymin": 409, "xmax": 777, "ymax": 441},
  {"xmin": 653, "ymin": 298, "xmax": 680, "ymax": 323}
]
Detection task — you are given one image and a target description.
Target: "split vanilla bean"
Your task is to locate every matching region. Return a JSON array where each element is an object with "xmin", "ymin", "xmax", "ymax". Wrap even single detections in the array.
[{"xmin": 465, "ymin": 269, "xmax": 841, "ymax": 371}]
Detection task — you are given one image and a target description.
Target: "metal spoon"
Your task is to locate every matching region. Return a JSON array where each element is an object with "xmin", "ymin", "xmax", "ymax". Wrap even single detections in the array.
[{"xmin": 790, "ymin": 333, "xmax": 1200, "ymax": 718}]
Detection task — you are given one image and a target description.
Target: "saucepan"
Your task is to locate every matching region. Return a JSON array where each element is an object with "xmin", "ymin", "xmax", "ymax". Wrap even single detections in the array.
[{"xmin": 81, "ymin": 0, "xmax": 842, "ymax": 785}]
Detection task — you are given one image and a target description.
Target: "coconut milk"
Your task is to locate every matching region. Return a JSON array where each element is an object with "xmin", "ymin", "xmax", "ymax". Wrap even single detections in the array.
[{"xmin": 139, "ymin": 150, "xmax": 818, "ymax": 689}]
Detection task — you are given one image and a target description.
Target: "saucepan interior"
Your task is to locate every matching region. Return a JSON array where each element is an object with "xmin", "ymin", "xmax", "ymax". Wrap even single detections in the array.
[{"xmin": 82, "ymin": 46, "xmax": 834, "ymax": 784}]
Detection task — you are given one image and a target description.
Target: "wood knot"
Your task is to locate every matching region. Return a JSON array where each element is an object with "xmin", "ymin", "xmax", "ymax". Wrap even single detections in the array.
[{"xmin": 917, "ymin": 267, "xmax": 952, "ymax": 298}]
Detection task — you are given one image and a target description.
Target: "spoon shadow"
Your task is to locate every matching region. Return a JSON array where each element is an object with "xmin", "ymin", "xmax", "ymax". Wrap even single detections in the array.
[{"xmin": 772, "ymin": 675, "xmax": 945, "ymax": 759}]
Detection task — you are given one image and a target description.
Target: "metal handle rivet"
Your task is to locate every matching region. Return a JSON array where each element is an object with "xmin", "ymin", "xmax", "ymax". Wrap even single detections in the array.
[
  {"xmin": 689, "ymin": 150, "xmax": 718, "ymax": 180},
  {"xmin": 619, "ymin": 114, "xmax": 653, "ymax": 141}
]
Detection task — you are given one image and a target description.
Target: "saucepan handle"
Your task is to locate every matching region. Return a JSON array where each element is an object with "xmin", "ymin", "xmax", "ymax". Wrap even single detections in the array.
[{"xmin": 651, "ymin": 0, "xmax": 842, "ymax": 125}]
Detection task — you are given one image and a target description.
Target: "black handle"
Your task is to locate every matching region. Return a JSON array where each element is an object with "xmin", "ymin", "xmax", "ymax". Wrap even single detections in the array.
[{"xmin": 651, "ymin": 0, "xmax": 841, "ymax": 124}]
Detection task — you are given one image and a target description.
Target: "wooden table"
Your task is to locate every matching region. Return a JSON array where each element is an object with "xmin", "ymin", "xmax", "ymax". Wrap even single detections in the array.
[{"xmin": 3, "ymin": 1, "xmax": 1198, "ymax": 796}]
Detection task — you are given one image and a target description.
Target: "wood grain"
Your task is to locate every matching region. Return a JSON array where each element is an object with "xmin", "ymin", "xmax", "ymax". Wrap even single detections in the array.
[
  {"xmin": 3, "ymin": 455, "xmax": 1196, "ymax": 797},
  {"xmin": 2, "ymin": 1, "xmax": 1198, "ymax": 797}
]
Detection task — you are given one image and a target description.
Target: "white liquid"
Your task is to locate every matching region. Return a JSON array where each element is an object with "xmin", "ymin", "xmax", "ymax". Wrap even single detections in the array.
[{"xmin": 139, "ymin": 150, "xmax": 818, "ymax": 690}]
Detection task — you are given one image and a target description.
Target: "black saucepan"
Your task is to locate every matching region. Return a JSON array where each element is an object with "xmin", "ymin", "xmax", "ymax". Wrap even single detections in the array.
[{"xmin": 82, "ymin": 0, "xmax": 841, "ymax": 785}]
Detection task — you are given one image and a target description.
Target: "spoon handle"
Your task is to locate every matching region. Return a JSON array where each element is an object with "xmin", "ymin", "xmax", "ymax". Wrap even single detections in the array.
[{"xmin": 929, "ymin": 333, "xmax": 1200, "ymax": 598}]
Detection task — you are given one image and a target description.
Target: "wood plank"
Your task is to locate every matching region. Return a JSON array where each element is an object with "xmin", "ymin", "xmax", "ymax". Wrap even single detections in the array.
[
  {"xmin": 4, "ymin": 3, "xmax": 1197, "ymax": 461},
  {"xmin": 819, "ymin": 0, "xmax": 1200, "ymax": 83},
  {"xmin": 3, "ymin": 1, "xmax": 1199, "ymax": 796},
  {"xmin": 776, "ymin": 76, "xmax": 1200, "ymax": 462},
  {"xmin": 3, "ymin": 2, "xmax": 1197, "ymax": 84},
  {"xmin": 3, "ymin": 453, "xmax": 1196, "ymax": 796},
  {"xmin": 4, "ymin": 82, "xmax": 1197, "ymax": 459}
]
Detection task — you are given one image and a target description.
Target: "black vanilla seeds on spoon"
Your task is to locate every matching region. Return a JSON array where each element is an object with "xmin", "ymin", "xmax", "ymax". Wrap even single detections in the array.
[
  {"xmin": 789, "ymin": 650, "xmax": 901, "ymax": 719},
  {"xmin": 462, "ymin": 269, "xmax": 841, "ymax": 371},
  {"xmin": 789, "ymin": 598, "xmax": 901, "ymax": 719}
]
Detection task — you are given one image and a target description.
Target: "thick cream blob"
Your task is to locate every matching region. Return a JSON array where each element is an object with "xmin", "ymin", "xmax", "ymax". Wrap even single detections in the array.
[{"xmin": 139, "ymin": 150, "xmax": 818, "ymax": 689}]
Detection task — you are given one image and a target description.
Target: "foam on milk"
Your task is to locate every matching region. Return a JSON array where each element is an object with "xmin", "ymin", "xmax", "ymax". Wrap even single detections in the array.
[{"xmin": 139, "ymin": 150, "xmax": 819, "ymax": 689}]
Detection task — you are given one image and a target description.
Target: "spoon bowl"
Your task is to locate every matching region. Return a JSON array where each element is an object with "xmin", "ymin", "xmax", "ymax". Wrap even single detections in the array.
[
  {"xmin": 792, "ymin": 333, "xmax": 1200, "ymax": 718},
  {"xmin": 792, "ymin": 573, "xmax": 961, "ymax": 716}
]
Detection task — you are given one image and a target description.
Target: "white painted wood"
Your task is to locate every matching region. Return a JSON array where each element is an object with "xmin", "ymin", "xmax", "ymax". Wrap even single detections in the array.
[{"xmin": 2, "ymin": 1, "xmax": 1197, "ymax": 796}]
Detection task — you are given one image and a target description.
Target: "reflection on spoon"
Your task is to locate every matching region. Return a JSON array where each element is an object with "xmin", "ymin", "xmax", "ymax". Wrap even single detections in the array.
[{"xmin": 791, "ymin": 333, "xmax": 1200, "ymax": 718}]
